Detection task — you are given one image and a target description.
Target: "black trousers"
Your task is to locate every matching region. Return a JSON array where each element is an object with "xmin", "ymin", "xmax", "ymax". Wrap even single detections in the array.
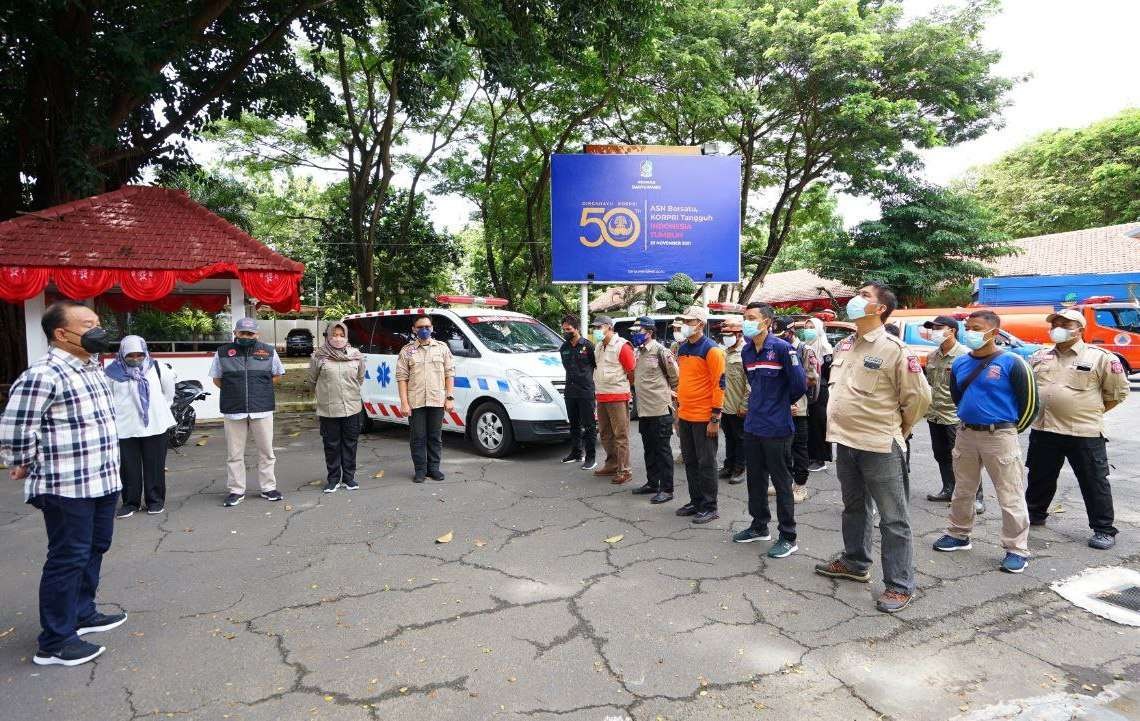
[
  {"xmin": 928, "ymin": 421, "xmax": 982, "ymax": 499},
  {"xmin": 1026, "ymin": 429, "xmax": 1116, "ymax": 535},
  {"xmin": 119, "ymin": 433, "xmax": 168, "ymax": 509},
  {"xmin": 791, "ymin": 416, "xmax": 810, "ymax": 485},
  {"xmin": 807, "ymin": 392, "xmax": 832, "ymax": 463},
  {"xmin": 565, "ymin": 396, "xmax": 597, "ymax": 456},
  {"xmin": 745, "ymin": 433, "xmax": 796, "ymax": 542},
  {"xmin": 679, "ymin": 419, "xmax": 718, "ymax": 513},
  {"xmin": 721, "ymin": 412, "xmax": 746, "ymax": 472},
  {"xmin": 320, "ymin": 413, "xmax": 363, "ymax": 484},
  {"xmin": 33, "ymin": 493, "xmax": 116, "ymax": 652},
  {"xmin": 638, "ymin": 414, "xmax": 674, "ymax": 493},
  {"xmin": 410, "ymin": 406, "xmax": 445, "ymax": 476}
]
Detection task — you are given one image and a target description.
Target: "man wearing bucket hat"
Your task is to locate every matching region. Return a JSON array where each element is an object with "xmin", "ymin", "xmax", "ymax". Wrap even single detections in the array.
[
  {"xmin": 1025, "ymin": 308, "xmax": 1130, "ymax": 549},
  {"xmin": 210, "ymin": 316, "xmax": 286, "ymax": 507}
]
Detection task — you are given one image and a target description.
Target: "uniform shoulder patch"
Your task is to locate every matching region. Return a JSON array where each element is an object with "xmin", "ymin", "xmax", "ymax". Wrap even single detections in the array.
[
  {"xmin": 836, "ymin": 336, "xmax": 855, "ymax": 352},
  {"xmin": 907, "ymin": 355, "xmax": 921, "ymax": 373},
  {"xmin": 1110, "ymin": 359, "xmax": 1125, "ymax": 374}
]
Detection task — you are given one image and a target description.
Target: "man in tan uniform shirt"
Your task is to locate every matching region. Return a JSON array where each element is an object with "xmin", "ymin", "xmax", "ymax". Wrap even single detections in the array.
[
  {"xmin": 396, "ymin": 315, "xmax": 456, "ymax": 483},
  {"xmin": 1025, "ymin": 308, "xmax": 1130, "ymax": 550},
  {"xmin": 814, "ymin": 281, "xmax": 931, "ymax": 614}
]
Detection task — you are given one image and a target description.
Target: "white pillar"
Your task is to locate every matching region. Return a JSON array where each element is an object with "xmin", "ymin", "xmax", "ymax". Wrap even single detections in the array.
[
  {"xmin": 579, "ymin": 284, "xmax": 589, "ymax": 331},
  {"xmin": 701, "ymin": 283, "xmax": 713, "ymax": 307},
  {"xmin": 24, "ymin": 292, "xmax": 47, "ymax": 365},
  {"xmin": 229, "ymin": 279, "xmax": 246, "ymax": 328}
]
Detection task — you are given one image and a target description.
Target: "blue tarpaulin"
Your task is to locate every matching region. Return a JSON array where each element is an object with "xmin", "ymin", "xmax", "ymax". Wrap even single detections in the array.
[{"xmin": 976, "ymin": 273, "xmax": 1140, "ymax": 307}]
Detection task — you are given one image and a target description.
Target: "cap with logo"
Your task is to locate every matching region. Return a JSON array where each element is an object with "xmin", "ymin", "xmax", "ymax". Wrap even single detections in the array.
[
  {"xmin": 923, "ymin": 314, "xmax": 960, "ymax": 330},
  {"xmin": 630, "ymin": 315, "xmax": 655, "ymax": 333},
  {"xmin": 234, "ymin": 317, "xmax": 258, "ymax": 332},
  {"xmin": 677, "ymin": 305, "xmax": 708, "ymax": 323},
  {"xmin": 1046, "ymin": 308, "xmax": 1086, "ymax": 328}
]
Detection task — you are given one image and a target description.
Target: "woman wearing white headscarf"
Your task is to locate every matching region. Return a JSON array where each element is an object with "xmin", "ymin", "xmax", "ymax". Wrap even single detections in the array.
[
  {"xmin": 308, "ymin": 322, "xmax": 366, "ymax": 493},
  {"xmin": 803, "ymin": 317, "xmax": 834, "ymax": 471},
  {"xmin": 105, "ymin": 335, "xmax": 176, "ymax": 518}
]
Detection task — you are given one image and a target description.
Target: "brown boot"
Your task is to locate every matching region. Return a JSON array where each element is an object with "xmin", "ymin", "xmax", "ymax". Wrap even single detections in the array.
[
  {"xmin": 611, "ymin": 470, "xmax": 633, "ymax": 485},
  {"xmin": 593, "ymin": 465, "xmax": 618, "ymax": 477}
]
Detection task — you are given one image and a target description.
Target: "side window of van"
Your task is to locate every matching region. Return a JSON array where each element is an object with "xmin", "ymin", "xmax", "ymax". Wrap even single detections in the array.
[
  {"xmin": 343, "ymin": 318, "xmax": 375, "ymax": 353},
  {"xmin": 376, "ymin": 316, "xmax": 414, "ymax": 354},
  {"xmin": 1096, "ymin": 310, "xmax": 1116, "ymax": 328},
  {"xmin": 431, "ymin": 314, "xmax": 476, "ymax": 356}
]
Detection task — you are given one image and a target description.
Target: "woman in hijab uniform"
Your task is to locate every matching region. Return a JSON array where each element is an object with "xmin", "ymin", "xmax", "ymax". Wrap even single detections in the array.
[
  {"xmin": 105, "ymin": 335, "xmax": 176, "ymax": 518},
  {"xmin": 308, "ymin": 322, "xmax": 366, "ymax": 493}
]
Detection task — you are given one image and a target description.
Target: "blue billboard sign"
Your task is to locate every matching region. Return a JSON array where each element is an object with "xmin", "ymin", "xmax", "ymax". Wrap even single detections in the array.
[{"xmin": 550, "ymin": 154, "xmax": 741, "ymax": 284}]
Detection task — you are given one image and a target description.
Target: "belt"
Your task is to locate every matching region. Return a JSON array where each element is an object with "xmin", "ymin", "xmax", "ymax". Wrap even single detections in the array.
[{"xmin": 961, "ymin": 422, "xmax": 1015, "ymax": 432}]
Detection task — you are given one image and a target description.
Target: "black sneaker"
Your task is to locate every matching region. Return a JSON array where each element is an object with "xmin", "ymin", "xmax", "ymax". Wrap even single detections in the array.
[
  {"xmin": 413, "ymin": 474, "xmax": 426, "ymax": 484},
  {"xmin": 561, "ymin": 450, "xmax": 584, "ymax": 464},
  {"xmin": 116, "ymin": 505, "xmax": 138, "ymax": 519},
  {"xmin": 33, "ymin": 640, "xmax": 105, "ymax": 667},
  {"xmin": 692, "ymin": 511, "xmax": 720, "ymax": 524},
  {"xmin": 631, "ymin": 483, "xmax": 658, "ymax": 495},
  {"xmin": 427, "ymin": 470, "xmax": 446, "ymax": 481},
  {"xmin": 260, "ymin": 490, "xmax": 283, "ymax": 502},
  {"xmin": 223, "ymin": 494, "xmax": 244, "ymax": 507},
  {"xmin": 146, "ymin": 504, "xmax": 164, "ymax": 515},
  {"xmin": 717, "ymin": 466, "xmax": 733, "ymax": 479},
  {"xmin": 675, "ymin": 503, "xmax": 697, "ymax": 517},
  {"xmin": 580, "ymin": 456, "xmax": 598, "ymax": 471},
  {"xmin": 650, "ymin": 492, "xmax": 674, "ymax": 504},
  {"xmin": 343, "ymin": 479, "xmax": 359, "ymax": 491},
  {"xmin": 77, "ymin": 611, "xmax": 128, "ymax": 636},
  {"xmin": 322, "ymin": 481, "xmax": 340, "ymax": 494}
]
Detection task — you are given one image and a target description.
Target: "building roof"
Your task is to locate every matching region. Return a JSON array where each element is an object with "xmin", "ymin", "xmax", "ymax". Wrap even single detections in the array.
[
  {"xmin": 743, "ymin": 269, "xmax": 856, "ymax": 307},
  {"xmin": 0, "ymin": 185, "xmax": 302, "ymax": 273},
  {"xmin": 990, "ymin": 223, "xmax": 1140, "ymax": 276}
]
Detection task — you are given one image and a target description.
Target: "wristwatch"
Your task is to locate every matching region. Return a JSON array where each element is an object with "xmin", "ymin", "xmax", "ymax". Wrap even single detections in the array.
[{"xmin": 446, "ymin": 395, "xmax": 455, "ymax": 401}]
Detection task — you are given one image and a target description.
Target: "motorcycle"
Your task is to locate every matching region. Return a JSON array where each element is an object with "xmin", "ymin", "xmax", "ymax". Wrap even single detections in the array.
[{"xmin": 169, "ymin": 379, "xmax": 210, "ymax": 448}]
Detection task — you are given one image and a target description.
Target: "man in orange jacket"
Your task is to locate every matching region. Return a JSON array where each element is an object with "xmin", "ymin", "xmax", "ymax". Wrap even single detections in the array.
[{"xmin": 673, "ymin": 305, "xmax": 727, "ymax": 524}]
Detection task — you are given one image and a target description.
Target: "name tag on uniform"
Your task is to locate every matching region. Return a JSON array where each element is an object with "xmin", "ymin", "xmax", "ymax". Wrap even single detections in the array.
[
  {"xmin": 1075, "ymin": 364, "xmax": 1092, "ymax": 372},
  {"xmin": 863, "ymin": 356, "xmax": 883, "ymax": 370}
]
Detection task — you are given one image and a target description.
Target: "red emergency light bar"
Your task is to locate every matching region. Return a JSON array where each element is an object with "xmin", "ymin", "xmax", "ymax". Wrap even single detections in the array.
[
  {"xmin": 707, "ymin": 302, "xmax": 745, "ymax": 313},
  {"xmin": 1079, "ymin": 295, "xmax": 1114, "ymax": 305},
  {"xmin": 435, "ymin": 295, "xmax": 509, "ymax": 308}
]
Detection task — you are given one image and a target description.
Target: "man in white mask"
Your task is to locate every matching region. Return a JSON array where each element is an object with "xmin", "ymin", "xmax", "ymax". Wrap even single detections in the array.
[{"xmin": 1025, "ymin": 308, "xmax": 1129, "ymax": 550}]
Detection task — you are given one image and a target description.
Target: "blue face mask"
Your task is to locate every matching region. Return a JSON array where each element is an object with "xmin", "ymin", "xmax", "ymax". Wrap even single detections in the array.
[
  {"xmin": 592, "ymin": 329, "xmax": 605, "ymax": 343},
  {"xmin": 800, "ymin": 329, "xmax": 817, "ymax": 342},
  {"xmin": 416, "ymin": 327, "xmax": 432, "ymax": 341},
  {"xmin": 962, "ymin": 329, "xmax": 989, "ymax": 350},
  {"xmin": 846, "ymin": 295, "xmax": 871, "ymax": 320},
  {"xmin": 742, "ymin": 320, "xmax": 761, "ymax": 338},
  {"xmin": 631, "ymin": 332, "xmax": 647, "ymax": 347}
]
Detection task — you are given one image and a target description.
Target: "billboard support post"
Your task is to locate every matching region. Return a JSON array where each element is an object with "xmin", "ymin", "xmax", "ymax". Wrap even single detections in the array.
[{"xmin": 580, "ymin": 283, "xmax": 588, "ymax": 332}]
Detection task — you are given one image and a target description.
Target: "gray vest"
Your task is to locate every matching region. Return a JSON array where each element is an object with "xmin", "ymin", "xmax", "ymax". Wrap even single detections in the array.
[{"xmin": 216, "ymin": 341, "xmax": 276, "ymax": 414}]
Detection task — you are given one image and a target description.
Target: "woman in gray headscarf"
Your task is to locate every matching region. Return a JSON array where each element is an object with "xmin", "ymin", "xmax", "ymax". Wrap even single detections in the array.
[
  {"xmin": 105, "ymin": 335, "xmax": 176, "ymax": 518},
  {"xmin": 308, "ymin": 322, "xmax": 366, "ymax": 492}
]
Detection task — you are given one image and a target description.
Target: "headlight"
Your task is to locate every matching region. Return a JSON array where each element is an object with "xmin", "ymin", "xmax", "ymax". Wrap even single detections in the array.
[{"xmin": 507, "ymin": 369, "xmax": 552, "ymax": 403}]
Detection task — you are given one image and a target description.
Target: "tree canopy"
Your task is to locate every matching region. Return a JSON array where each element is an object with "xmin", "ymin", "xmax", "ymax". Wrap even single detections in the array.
[{"xmin": 961, "ymin": 108, "xmax": 1140, "ymax": 238}]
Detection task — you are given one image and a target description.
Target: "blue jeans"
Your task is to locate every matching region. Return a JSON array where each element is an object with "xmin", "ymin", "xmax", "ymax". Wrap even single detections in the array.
[
  {"xmin": 32, "ymin": 493, "xmax": 117, "ymax": 651},
  {"xmin": 835, "ymin": 443, "xmax": 915, "ymax": 594}
]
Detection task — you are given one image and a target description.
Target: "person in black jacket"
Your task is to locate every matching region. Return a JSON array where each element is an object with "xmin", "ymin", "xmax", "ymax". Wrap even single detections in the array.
[{"xmin": 559, "ymin": 315, "xmax": 598, "ymax": 470}]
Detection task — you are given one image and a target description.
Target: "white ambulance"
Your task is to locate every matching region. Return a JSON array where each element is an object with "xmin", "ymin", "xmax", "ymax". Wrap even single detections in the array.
[{"xmin": 342, "ymin": 296, "xmax": 571, "ymax": 457}]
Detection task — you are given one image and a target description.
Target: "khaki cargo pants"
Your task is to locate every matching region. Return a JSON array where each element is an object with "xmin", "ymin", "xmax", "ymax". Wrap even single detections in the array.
[{"xmin": 948, "ymin": 427, "xmax": 1030, "ymax": 556}]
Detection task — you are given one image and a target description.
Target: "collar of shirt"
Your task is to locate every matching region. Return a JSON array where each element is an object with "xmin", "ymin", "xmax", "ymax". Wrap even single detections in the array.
[
  {"xmin": 1055, "ymin": 340, "xmax": 1086, "ymax": 358},
  {"xmin": 49, "ymin": 345, "xmax": 96, "ymax": 371},
  {"xmin": 860, "ymin": 325, "xmax": 885, "ymax": 343},
  {"xmin": 641, "ymin": 339, "xmax": 660, "ymax": 353},
  {"xmin": 931, "ymin": 342, "xmax": 965, "ymax": 361}
]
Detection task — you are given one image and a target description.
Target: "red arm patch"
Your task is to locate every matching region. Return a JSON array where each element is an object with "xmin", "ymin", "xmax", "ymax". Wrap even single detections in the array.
[
  {"xmin": 907, "ymin": 355, "xmax": 921, "ymax": 373},
  {"xmin": 1110, "ymin": 360, "xmax": 1124, "ymax": 375}
]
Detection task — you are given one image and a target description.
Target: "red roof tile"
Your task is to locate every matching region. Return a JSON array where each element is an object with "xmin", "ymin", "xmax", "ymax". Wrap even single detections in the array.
[{"xmin": 0, "ymin": 185, "xmax": 302, "ymax": 273}]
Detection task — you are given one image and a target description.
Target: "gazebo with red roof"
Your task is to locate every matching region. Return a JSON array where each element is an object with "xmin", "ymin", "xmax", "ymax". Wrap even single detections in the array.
[{"xmin": 0, "ymin": 185, "xmax": 303, "ymax": 365}]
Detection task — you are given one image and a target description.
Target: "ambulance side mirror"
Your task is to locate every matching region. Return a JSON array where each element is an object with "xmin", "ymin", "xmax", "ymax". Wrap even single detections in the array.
[{"xmin": 448, "ymin": 338, "xmax": 478, "ymax": 358}]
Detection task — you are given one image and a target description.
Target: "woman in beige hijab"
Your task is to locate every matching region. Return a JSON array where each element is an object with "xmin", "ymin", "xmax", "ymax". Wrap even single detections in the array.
[{"xmin": 308, "ymin": 322, "xmax": 366, "ymax": 492}]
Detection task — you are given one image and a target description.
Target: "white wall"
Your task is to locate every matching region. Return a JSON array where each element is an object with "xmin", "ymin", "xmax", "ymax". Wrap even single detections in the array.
[{"xmin": 150, "ymin": 353, "xmax": 222, "ymax": 420}]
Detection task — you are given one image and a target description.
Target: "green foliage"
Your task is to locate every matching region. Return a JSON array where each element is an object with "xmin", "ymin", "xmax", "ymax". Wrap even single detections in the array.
[
  {"xmin": 158, "ymin": 167, "xmax": 256, "ymax": 233},
  {"xmin": 962, "ymin": 108, "xmax": 1140, "ymax": 237},
  {"xmin": 657, "ymin": 274, "xmax": 698, "ymax": 315},
  {"xmin": 812, "ymin": 181, "xmax": 1015, "ymax": 305},
  {"xmin": 923, "ymin": 282, "xmax": 975, "ymax": 309},
  {"xmin": 760, "ymin": 185, "xmax": 844, "ymax": 274},
  {"xmin": 128, "ymin": 307, "xmax": 225, "ymax": 342}
]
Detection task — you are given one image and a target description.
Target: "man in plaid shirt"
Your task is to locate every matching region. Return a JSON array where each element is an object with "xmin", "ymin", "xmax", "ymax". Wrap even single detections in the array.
[{"xmin": 1, "ymin": 301, "xmax": 128, "ymax": 667}]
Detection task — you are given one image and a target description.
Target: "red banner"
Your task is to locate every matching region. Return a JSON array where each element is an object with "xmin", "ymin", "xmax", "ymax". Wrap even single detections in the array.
[
  {"xmin": 118, "ymin": 269, "xmax": 177, "ymax": 301},
  {"xmin": 0, "ymin": 266, "xmax": 51, "ymax": 302},
  {"xmin": 53, "ymin": 268, "xmax": 115, "ymax": 300}
]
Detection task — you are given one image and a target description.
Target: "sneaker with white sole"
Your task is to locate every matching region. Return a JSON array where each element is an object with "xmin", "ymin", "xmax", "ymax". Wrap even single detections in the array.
[
  {"xmin": 322, "ymin": 481, "xmax": 340, "ymax": 494},
  {"xmin": 1000, "ymin": 552, "xmax": 1028, "ymax": 574},
  {"xmin": 116, "ymin": 505, "xmax": 137, "ymax": 519},
  {"xmin": 933, "ymin": 534, "xmax": 972, "ymax": 552},
  {"xmin": 767, "ymin": 539, "xmax": 798, "ymax": 558},
  {"xmin": 146, "ymin": 504, "xmax": 164, "ymax": 515},
  {"xmin": 33, "ymin": 640, "xmax": 105, "ymax": 667},
  {"xmin": 260, "ymin": 490, "xmax": 283, "ymax": 502},
  {"xmin": 77, "ymin": 611, "xmax": 128, "ymax": 636},
  {"xmin": 807, "ymin": 461, "xmax": 829, "ymax": 472},
  {"xmin": 733, "ymin": 527, "xmax": 771, "ymax": 543},
  {"xmin": 223, "ymin": 493, "xmax": 244, "ymax": 507}
]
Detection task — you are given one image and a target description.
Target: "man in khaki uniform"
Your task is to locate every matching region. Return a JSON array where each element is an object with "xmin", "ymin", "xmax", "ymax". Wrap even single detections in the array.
[
  {"xmin": 1026, "ymin": 308, "xmax": 1130, "ymax": 550},
  {"xmin": 921, "ymin": 315, "xmax": 982, "ymax": 512},
  {"xmin": 719, "ymin": 316, "xmax": 748, "ymax": 484},
  {"xmin": 815, "ymin": 281, "xmax": 931, "ymax": 614},
  {"xmin": 630, "ymin": 316, "xmax": 679, "ymax": 503},
  {"xmin": 396, "ymin": 315, "xmax": 456, "ymax": 483}
]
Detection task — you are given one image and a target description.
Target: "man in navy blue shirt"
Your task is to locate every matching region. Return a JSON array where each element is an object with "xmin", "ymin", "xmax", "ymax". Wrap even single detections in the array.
[
  {"xmin": 733, "ymin": 303, "xmax": 808, "ymax": 559},
  {"xmin": 932, "ymin": 310, "xmax": 1038, "ymax": 574}
]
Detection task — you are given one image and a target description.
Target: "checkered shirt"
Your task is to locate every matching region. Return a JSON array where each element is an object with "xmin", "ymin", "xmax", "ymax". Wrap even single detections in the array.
[{"xmin": 0, "ymin": 347, "xmax": 121, "ymax": 501}]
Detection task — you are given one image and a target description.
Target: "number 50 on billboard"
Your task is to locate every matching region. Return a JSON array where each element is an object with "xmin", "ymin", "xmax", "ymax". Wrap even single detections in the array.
[{"xmin": 550, "ymin": 154, "xmax": 741, "ymax": 284}]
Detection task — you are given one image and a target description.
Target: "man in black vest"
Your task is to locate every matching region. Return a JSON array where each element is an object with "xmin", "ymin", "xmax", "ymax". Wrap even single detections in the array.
[{"xmin": 210, "ymin": 317, "xmax": 286, "ymax": 507}]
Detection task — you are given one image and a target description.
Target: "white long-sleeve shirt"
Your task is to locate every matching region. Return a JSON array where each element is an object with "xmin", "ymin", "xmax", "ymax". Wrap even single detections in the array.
[{"xmin": 108, "ymin": 361, "xmax": 177, "ymax": 438}]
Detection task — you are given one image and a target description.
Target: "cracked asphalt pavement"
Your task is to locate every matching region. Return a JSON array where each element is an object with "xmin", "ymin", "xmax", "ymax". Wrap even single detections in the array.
[{"xmin": 2, "ymin": 391, "xmax": 1139, "ymax": 720}]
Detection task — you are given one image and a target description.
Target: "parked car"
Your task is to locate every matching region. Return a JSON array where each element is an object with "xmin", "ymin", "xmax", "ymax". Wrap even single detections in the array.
[
  {"xmin": 896, "ymin": 318, "xmax": 1042, "ymax": 367},
  {"xmin": 284, "ymin": 328, "xmax": 314, "ymax": 357},
  {"xmin": 343, "ymin": 295, "xmax": 570, "ymax": 457}
]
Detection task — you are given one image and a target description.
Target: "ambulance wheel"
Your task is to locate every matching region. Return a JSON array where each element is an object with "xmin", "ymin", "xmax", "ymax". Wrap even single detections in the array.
[{"xmin": 471, "ymin": 401, "xmax": 514, "ymax": 457}]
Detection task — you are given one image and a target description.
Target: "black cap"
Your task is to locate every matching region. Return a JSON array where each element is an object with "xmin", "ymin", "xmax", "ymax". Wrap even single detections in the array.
[
  {"xmin": 923, "ymin": 315, "xmax": 959, "ymax": 330},
  {"xmin": 774, "ymin": 316, "xmax": 794, "ymax": 332}
]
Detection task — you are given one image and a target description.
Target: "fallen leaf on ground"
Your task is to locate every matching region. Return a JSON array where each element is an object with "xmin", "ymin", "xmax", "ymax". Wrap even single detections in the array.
[
  {"xmin": 399, "ymin": 687, "xmax": 408, "ymax": 694},
  {"xmin": 603, "ymin": 534, "xmax": 624, "ymax": 544},
  {"xmin": 0, "ymin": 627, "xmax": 14, "ymax": 639},
  {"xmin": 222, "ymin": 632, "xmax": 236, "ymax": 640},
  {"xmin": 284, "ymin": 505, "xmax": 294, "ymax": 511},
  {"xmin": 507, "ymin": 677, "xmax": 517, "ymax": 683},
  {"xmin": 1050, "ymin": 504, "xmax": 1066, "ymax": 514},
  {"xmin": 195, "ymin": 439, "xmax": 208, "ymax": 446},
  {"xmin": 373, "ymin": 470, "xmax": 385, "ymax": 478},
  {"xmin": 436, "ymin": 530, "xmax": 454, "ymax": 544},
  {"xmin": 288, "ymin": 431, "xmax": 301, "ymax": 437},
  {"xmin": 130, "ymin": 631, "xmax": 145, "ymax": 637}
]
